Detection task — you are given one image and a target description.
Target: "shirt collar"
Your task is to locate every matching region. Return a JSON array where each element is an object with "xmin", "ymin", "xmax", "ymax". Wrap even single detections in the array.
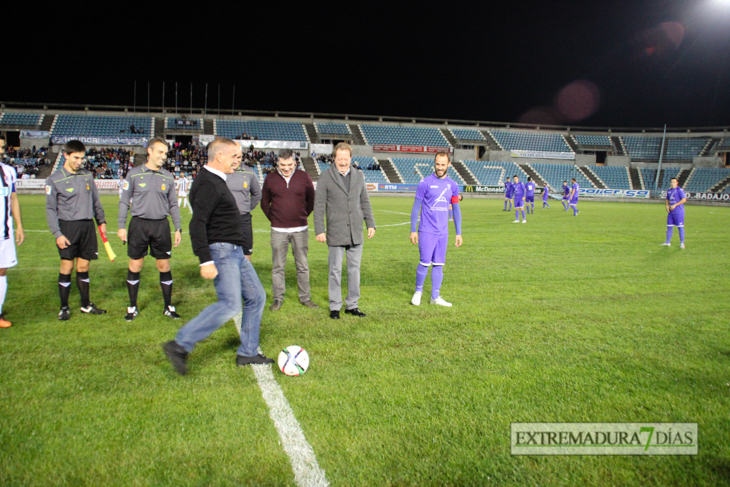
[
  {"xmin": 277, "ymin": 169, "xmax": 294, "ymax": 182},
  {"xmin": 338, "ymin": 167, "xmax": 351, "ymax": 177},
  {"xmin": 204, "ymin": 165, "xmax": 227, "ymax": 181}
]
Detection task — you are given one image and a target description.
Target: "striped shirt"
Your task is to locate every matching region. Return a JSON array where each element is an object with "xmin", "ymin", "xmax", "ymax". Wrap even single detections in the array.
[{"xmin": 0, "ymin": 163, "xmax": 16, "ymax": 240}]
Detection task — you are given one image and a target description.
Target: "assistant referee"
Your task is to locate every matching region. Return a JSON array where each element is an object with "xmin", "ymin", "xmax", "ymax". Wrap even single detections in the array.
[
  {"xmin": 46, "ymin": 140, "xmax": 107, "ymax": 320},
  {"xmin": 118, "ymin": 136, "xmax": 182, "ymax": 321},
  {"xmin": 226, "ymin": 144, "xmax": 261, "ymax": 262}
]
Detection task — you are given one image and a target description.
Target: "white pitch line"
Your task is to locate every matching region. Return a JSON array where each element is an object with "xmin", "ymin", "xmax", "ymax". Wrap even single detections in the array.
[
  {"xmin": 252, "ymin": 364, "xmax": 329, "ymax": 487},
  {"xmin": 378, "ymin": 209, "xmax": 412, "ymax": 216}
]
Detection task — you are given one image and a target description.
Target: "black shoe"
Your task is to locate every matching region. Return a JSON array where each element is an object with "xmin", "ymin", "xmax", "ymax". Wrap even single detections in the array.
[
  {"xmin": 163, "ymin": 341, "xmax": 188, "ymax": 375},
  {"xmin": 80, "ymin": 303, "xmax": 106, "ymax": 315},
  {"xmin": 345, "ymin": 307, "xmax": 367, "ymax": 317},
  {"xmin": 125, "ymin": 306, "xmax": 139, "ymax": 321},
  {"xmin": 330, "ymin": 310, "xmax": 340, "ymax": 319},
  {"xmin": 236, "ymin": 353, "xmax": 274, "ymax": 366},
  {"xmin": 163, "ymin": 305, "xmax": 180, "ymax": 319},
  {"xmin": 58, "ymin": 306, "xmax": 70, "ymax": 321}
]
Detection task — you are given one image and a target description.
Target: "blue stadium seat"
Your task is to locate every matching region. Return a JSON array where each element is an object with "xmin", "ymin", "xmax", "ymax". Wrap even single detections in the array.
[
  {"xmin": 640, "ymin": 168, "xmax": 680, "ymax": 190},
  {"xmin": 360, "ymin": 125, "xmax": 450, "ymax": 147},
  {"xmin": 216, "ymin": 120, "xmax": 307, "ymax": 141},
  {"xmin": 52, "ymin": 115, "xmax": 152, "ymax": 137},
  {"xmin": 489, "ymin": 130, "xmax": 571, "ymax": 152},
  {"xmin": 585, "ymin": 165, "xmax": 631, "ymax": 190},
  {"xmin": 573, "ymin": 135, "xmax": 612, "ymax": 147},
  {"xmin": 0, "ymin": 112, "xmax": 43, "ymax": 126},
  {"xmin": 314, "ymin": 123, "xmax": 351, "ymax": 136},
  {"xmin": 450, "ymin": 129, "xmax": 486, "ymax": 142},
  {"xmin": 684, "ymin": 168, "xmax": 730, "ymax": 192},
  {"xmin": 530, "ymin": 163, "xmax": 594, "ymax": 190},
  {"xmin": 460, "ymin": 161, "xmax": 527, "ymax": 185}
]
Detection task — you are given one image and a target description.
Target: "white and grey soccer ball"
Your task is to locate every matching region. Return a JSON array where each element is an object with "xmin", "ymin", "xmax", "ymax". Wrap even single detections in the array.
[{"xmin": 278, "ymin": 346, "xmax": 310, "ymax": 377}]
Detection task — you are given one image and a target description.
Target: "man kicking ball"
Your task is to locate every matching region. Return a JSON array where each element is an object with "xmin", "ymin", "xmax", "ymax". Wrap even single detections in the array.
[
  {"xmin": 661, "ymin": 177, "xmax": 686, "ymax": 249},
  {"xmin": 410, "ymin": 152, "xmax": 463, "ymax": 307}
]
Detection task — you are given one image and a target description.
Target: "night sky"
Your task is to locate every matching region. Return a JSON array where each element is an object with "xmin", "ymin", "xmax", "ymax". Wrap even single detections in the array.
[{"xmin": 6, "ymin": 1, "xmax": 730, "ymax": 128}]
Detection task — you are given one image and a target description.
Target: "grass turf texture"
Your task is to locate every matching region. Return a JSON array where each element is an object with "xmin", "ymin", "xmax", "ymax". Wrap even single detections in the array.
[{"xmin": 0, "ymin": 194, "xmax": 729, "ymax": 486}]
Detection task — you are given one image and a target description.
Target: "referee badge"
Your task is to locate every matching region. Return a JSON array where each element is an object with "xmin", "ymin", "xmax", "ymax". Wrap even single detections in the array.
[
  {"xmin": 243, "ymin": 182, "xmax": 248, "ymax": 188},
  {"xmin": 86, "ymin": 183, "xmax": 90, "ymax": 190},
  {"xmin": 45, "ymin": 185, "xmax": 52, "ymax": 195},
  {"xmin": 161, "ymin": 184, "xmax": 166, "ymax": 191}
]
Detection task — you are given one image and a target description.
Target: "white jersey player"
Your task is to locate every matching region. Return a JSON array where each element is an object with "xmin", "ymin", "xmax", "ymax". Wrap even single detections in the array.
[
  {"xmin": 176, "ymin": 176, "xmax": 190, "ymax": 212},
  {"xmin": 0, "ymin": 136, "xmax": 24, "ymax": 328}
]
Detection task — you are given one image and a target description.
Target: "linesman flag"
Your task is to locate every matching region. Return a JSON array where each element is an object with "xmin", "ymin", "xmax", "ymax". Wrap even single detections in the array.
[{"xmin": 99, "ymin": 226, "xmax": 116, "ymax": 261}]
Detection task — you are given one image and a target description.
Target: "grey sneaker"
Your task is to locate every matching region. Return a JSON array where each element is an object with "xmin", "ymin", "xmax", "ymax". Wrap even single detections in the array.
[
  {"xmin": 300, "ymin": 300, "xmax": 319, "ymax": 309},
  {"xmin": 269, "ymin": 300, "xmax": 283, "ymax": 311}
]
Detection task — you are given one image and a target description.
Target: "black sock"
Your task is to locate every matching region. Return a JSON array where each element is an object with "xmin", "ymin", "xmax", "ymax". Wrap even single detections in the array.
[
  {"xmin": 76, "ymin": 272, "xmax": 90, "ymax": 308},
  {"xmin": 127, "ymin": 270, "xmax": 140, "ymax": 308},
  {"xmin": 160, "ymin": 271, "xmax": 173, "ymax": 308},
  {"xmin": 58, "ymin": 273, "xmax": 71, "ymax": 308}
]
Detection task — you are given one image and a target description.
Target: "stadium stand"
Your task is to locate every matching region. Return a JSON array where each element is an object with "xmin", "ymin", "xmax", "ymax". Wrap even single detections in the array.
[
  {"xmin": 718, "ymin": 139, "xmax": 730, "ymax": 149},
  {"xmin": 683, "ymin": 168, "xmax": 730, "ymax": 192},
  {"xmin": 84, "ymin": 147, "xmax": 133, "ymax": 179},
  {"xmin": 529, "ymin": 163, "xmax": 594, "ymax": 190},
  {"xmin": 52, "ymin": 115, "xmax": 152, "ymax": 137},
  {"xmin": 489, "ymin": 130, "xmax": 572, "ymax": 152},
  {"xmin": 640, "ymin": 168, "xmax": 680, "ymax": 190},
  {"xmin": 314, "ymin": 123, "xmax": 351, "ymax": 136},
  {"xmin": 585, "ymin": 165, "xmax": 632, "ymax": 190},
  {"xmin": 215, "ymin": 120, "xmax": 307, "ymax": 141},
  {"xmin": 316, "ymin": 156, "xmax": 387, "ymax": 184},
  {"xmin": 391, "ymin": 158, "xmax": 464, "ymax": 184},
  {"xmin": 166, "ymin": 117, "xmax": 202, "ymax": 130},
  {"xmin": 460, "ymin": 160, "xmax": 528, "ymax": 185},
  {"xmin": 360, "ymin": 125, "xmax": 450, "ymax": 147},
  {"xmin": 622, "ymin": 136, "xmax": 663, "ymax": 160},
  {"xmin": 450, "ymin": 128, "xmax": 486, "ymax": 142},
  {"xmin": 0, "ymin": 112, "xmax": 43, "ymax": 126},
  {"xmin": 664, "ymin": 138, "xmax": 709, "ymax": 160},
  {"xmin": 573, "ymin": 135, "xmax": 612, "ymax": 147}
]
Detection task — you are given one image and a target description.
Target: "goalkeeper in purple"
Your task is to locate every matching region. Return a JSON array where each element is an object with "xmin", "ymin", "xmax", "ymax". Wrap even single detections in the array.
[
  {"xmin": 568, "ymin": 178, "xmax": 580, "ymax": 216},
  {"xmin": 512, "ymin": 175, "xmax": 527, "ymax": 223},
  {"xmin": 661, "ymin": 178, "xmax": 686, "ymax": 249},
  {"xmin": 410, "ymin": 153, "xmax": 463, "ymax": 307}
]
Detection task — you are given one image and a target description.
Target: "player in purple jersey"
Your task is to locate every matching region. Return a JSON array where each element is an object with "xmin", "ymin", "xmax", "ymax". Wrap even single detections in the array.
[
  {"xmin": 525, "ymin": 177, "xmax": 536, "ymax": 214},
  {"xmin": 542, "ymin": 184, "xmax": 551, "ymax": 208},
  {"xmin": 410, "ymin": 152, "xmax": 462, "ymax": 307},
  {"xmin": 568, "ymin": 178, "xmax": 580, "ymax": 216},
  {"xmin": 503, "ymin": 179, "xmax": 513, "ymax": 211},
  {"xmin": 511, "ymin": 175, "xmax": 527, "ymax": 223},
  {"xmin": 562, "ymin": 181, "xmax": 570, "ymax": 210},
  {"xmin": 661, "ymin": 178, "xmax": 686, "ymax": 248}
]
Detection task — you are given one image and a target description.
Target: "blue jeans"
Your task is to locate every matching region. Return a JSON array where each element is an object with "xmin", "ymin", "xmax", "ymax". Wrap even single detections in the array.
[{"xmin": 175, "ymin": 243, "xmax": 266, "ymax": 357}]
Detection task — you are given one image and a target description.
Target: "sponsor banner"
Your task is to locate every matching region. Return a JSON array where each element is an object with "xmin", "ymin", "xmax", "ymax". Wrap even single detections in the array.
[
  {"xmin": 15, "ymin": 179, "xmax": 47, "ymax": 189},
  {"xmin": 235, "ymin": 140, "xmax": 308, "ymax": 150},
  {"xmin": 366, "ymin": 183, "xmax": 378, "ymax": 191},
  {"xmin": 51, "ymin": 136, "xmax": 148, "ymax": 146},
  {"xmin": 463, "ymin": 185, "xmax": 543, "ymax": 194},
  {"xmin": 95, "ymin": 180, "xmax": 122, "ymax": 190},
  {"xmin": 580, "ymin": 188, "xmax": 650, "ymax": 198},
  {"xmin": 511, "ymin": 423, "xmax": 697, "ymax": 456},
  {"xmin": 510, "ymin": 150, "xmax": 575, "ymax": 160},
  {"xmin": 20, "ymin": 131, "xmax": 49, "ymax": 139},
  {"xmin": 378, "ymin": 183, "xmax": 419, "ymax": 192},
  {"xmin": 660, "ymin": 191, "xmax": 730, "ymax": 203},
  {"xmin": 373, "ymin": 144, "xmax": 453, "ymax": 154},
  {"xmin": 310, "ymin": 143, "xmax": 333, "ymax": 155}
]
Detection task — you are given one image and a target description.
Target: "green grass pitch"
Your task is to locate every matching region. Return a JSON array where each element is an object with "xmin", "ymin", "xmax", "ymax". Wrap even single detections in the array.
[{"xmin": 0, "ymin": 194, "xmax": 729, "ymax": 486}]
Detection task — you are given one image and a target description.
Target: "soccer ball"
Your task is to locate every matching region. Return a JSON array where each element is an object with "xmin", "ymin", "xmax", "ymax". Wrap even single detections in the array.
[{"xmin": 278, "ymin": 346, "xmax": 309, "ymax": 377}]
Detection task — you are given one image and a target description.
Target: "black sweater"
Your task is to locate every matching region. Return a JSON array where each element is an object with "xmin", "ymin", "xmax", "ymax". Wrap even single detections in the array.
[{"xmin": 189, "ymin": 167, "xmax": 244, "ymax": 264}]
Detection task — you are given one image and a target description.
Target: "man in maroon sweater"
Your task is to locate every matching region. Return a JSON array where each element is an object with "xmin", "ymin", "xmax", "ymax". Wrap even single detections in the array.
[{"xmin": 260, "ymin": 149, "xmax": 318, "ymax": 310}]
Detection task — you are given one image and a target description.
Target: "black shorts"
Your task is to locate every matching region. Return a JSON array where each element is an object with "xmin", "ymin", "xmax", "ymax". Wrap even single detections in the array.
[
  {"xmin": 241, "ymin": 213, "xmax": 253, "ymax": 256},
  {"xmin": 127, "ymin": 217, "xmax": 172, "ymax": 260},
  {"xmin": 58, "ymin": 220, "xmax": 98, "ymax": 261}
]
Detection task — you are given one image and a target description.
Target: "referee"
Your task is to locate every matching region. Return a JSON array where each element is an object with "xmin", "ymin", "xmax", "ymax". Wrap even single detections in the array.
[
  {"xmin": 118, "ymin": 136, "xmax": 182, "ymax": 321},
  {"xmin": 226, "ymin": 143, "xmax": 261, "ymax": 262},
  {"xmin": 46, "ymin": 140, "xmax": 107, "ymax": 320}
]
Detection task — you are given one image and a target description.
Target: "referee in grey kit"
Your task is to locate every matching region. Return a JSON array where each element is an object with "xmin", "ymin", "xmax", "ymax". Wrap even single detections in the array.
[
  {"xmin": 226, "ymin": 143, "xmax": 261, "ymax": 262},
  {"xmin": 118, "ymin": 136, "xmax": 182, "ymax": 321},
  {"xmin": 46, "ymin": 140, "xmax": 107, "ymax": 320}
]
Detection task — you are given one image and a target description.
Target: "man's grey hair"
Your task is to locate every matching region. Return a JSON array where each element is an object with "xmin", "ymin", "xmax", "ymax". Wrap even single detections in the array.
[
  {"xmin": 208, "ymin": 137, "xmax": 237, "ymax": 160},
  {"xmin": 278, "ymin": 149, "xmax": 294, "ymax": 160}
]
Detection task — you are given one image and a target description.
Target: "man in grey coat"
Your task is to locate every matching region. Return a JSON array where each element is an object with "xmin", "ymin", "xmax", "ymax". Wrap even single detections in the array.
[{"xmin": 314, "ymin": 143, "xmax": 376, "ymax": 319}]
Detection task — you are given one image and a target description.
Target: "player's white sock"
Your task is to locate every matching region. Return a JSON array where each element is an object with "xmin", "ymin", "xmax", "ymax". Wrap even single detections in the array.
[
  {"xmin": 178, "ymin": 198, "xmax": 182, "ymax": 207},
  {"xmin": 0, "ymin": 275, "xmax": 6, "ymax": 315}
]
